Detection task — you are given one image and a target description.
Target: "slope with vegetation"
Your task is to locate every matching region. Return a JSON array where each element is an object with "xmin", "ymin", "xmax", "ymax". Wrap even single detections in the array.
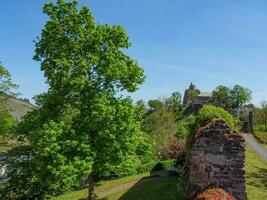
[{"xmin": 0, "ymin": 95, "xmax": 34, "ymax": 119}]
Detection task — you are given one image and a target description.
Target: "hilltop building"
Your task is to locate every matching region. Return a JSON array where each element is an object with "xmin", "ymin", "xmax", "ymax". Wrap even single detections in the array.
[
  {"xmin": 182, "ymin": 83, "xmax": 212, "ymax": 113},
  {"xmin": 183, "ymin": 82, "xmax": 200, "ymax": 105}
]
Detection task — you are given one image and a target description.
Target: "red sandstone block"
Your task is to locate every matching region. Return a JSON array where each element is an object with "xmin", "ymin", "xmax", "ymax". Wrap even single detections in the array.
[{"xmin": 194, "ymin": 188, "xmax": 237, "ymax": 200}]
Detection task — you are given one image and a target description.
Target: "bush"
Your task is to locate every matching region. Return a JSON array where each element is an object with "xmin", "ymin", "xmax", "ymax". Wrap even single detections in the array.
[
  {"xmin": 159, "ymin": 137, "xmax": 185, "ymax": 160},
  {"xmin": 196, "ymin": 105, "xmax": 237, "ymax": 130},
  {"xmin": 253, "ymin": 132, "xmax": 267, "ymax": 144},
  {"xmin": 176, "ymin": 115, "xmax": 196, "ymax": 139}
]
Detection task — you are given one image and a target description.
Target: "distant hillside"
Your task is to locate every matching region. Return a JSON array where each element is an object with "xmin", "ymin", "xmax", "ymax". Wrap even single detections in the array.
[{"xmin": 0, "ymin": 95, "xmax": 35, "ymax": 120}]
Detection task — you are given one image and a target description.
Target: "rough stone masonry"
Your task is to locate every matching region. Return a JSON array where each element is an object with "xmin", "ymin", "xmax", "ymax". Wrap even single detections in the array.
[{"xmin": 187, "ymin": 119, "xmax": 247, "ymax": 200}]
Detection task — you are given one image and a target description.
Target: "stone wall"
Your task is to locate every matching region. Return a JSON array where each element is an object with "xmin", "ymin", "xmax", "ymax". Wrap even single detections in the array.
[{"xmin": 186, "ymin": 119, "xmax": 247, "ymax": 200}]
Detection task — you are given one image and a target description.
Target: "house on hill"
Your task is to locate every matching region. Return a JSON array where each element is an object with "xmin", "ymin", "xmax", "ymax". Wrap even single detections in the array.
[{"xmin": 192, "ymin": 92, "xmax": 212, "ymax": 111}]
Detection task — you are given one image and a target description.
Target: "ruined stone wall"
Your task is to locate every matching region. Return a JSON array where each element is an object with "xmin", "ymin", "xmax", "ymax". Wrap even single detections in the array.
[{"xmin": 187, "ymin": 119, "xmax": 247, "ymax": 200}]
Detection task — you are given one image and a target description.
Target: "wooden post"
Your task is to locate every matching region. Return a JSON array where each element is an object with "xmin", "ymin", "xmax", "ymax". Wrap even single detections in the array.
[{"xmin": 88, "ymin": 172, "xmax": 95, "ymax": 200}]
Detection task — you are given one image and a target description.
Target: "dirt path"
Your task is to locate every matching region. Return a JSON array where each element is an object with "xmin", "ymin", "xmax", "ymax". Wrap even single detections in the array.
[
  {"xmin": 96, "ymin": 176, "xmax": 161, "ymax": 199},
  {"xmin": 243, "ymin": 133, "xmax": 267, "ymax": 161}
]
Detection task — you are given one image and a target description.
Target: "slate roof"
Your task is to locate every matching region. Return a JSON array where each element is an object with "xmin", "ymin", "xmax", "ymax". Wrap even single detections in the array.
[{"xmin": 197, "ymin": 92, "xmax": 212, "ymax": 97}]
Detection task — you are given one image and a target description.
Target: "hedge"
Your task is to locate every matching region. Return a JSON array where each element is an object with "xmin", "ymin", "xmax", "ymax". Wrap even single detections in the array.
[{"xmin": 253, "ymin": 131, "xmax": 267, "ymax": 144}]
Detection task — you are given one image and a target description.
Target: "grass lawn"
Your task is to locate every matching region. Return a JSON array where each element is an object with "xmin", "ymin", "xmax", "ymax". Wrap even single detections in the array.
[
  {"xmin": 53, "ymin": 173, "xmax": 149, "ymax": 200},
  {"xmin": 99, "ymin": 178, "xmax": 183, "ymax": 200},
  {"xmin": 53, "ymin": 172, "xmax": 185, "ymax": 200},
  {"xmin": 246, "ymin": 145, "xmax": 267, "ymax": 200},
  {"xmin": 54, "ymin": 145, "xmax": 267, "ymax": 200}
]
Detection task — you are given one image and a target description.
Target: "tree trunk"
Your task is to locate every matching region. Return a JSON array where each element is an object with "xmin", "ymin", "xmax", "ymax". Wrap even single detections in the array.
[{"xmin": 88, "ymin": 172, "xmax": 95, "ymax": 200}]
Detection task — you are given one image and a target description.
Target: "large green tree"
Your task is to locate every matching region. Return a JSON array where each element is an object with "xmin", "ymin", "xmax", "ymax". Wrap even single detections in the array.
[
  {"xmin": 230, "ymin": 85, "xmax": 252, "ymax": 109},
  {"xmin": 212, "ymin": 85, "xmax": 232, "ymax": 110},
  {"xmin": 211, "ymin": 85, "xmax": 252, "ymax": 110},
  {"xmin": 2, "ymin": 1, "xmax": 149, "ymax": 199},
  {"xmin": 165, "ymin": 91, "xmax": 182, "ymax": 120}
]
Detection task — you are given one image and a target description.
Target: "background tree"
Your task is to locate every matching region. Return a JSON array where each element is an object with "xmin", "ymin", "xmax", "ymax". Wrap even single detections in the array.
[
  {"xmin": 165, "ymin": 91, "xmax": 182, "ymax": 120},
  {"xmin": 212, "ymin": 85, "xmax": 232, "ymax": 110},
  {"xmin": 0, "ymin": 102, "xmax": 15, "ymax": 151},
  {"xmin": 143, "ymin": 99, "xmax": 177, "ymax": 159},
  {"xmin": 2, "ymin": 1, "xmax": 149, "ymax": 199},
  {"xmin": 187, "ymin": 90, "xmax": 198, "ymax": 102},
  {"xmin": 230, "ymin": 85, "xmax": 252, "ymax": 109},
  {"xmin": 148, "ymin": 99, "xmax": 165, "ymax": 112},
  {"xmin": 0, "ymin": 62, "xmax": 19, "ymax": 96}
]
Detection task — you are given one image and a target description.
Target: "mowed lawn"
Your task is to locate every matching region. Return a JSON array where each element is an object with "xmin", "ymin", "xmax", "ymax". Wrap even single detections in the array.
[
  {"xmin": 54, "ymin": 145, "xmax": 267, "ymax": 200},
  {"xmin": 53, "ymin": 173, "xmax": 184, "ymax": 200},
  {"xmin": 246, "ymin": 145, "xmax": 267, "ymax": 200},
  {"xmin": 53, "ymin": 173, "xmax": 150, "ymax": 200}
]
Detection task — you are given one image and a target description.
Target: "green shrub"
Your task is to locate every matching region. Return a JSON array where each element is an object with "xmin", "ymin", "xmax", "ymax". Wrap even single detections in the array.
[
  {"xmin": 196, "ymin": 105, "xmax": 237, "ymax": 130},
  {"xmin": 253, "ymin": 132, "xmax": 267, "ymax": 144},
  {"xmin": 254, "ymin": 124, "xmax": 267, "ymax": 132},
  {"xmin": 176, "ymin": 115, "xmax": 196, "ymax": 139}
]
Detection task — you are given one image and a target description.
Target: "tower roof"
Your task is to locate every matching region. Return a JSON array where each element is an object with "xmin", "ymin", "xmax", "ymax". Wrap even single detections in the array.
[{"xmin": 189, "ymin": 82, "xmax": 196, "ymax": 90}]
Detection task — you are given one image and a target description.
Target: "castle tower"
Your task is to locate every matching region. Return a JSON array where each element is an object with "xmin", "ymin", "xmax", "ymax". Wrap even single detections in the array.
[{"xmin": 183, "ymin": 83, "xmax": 200, "ymax": 105}]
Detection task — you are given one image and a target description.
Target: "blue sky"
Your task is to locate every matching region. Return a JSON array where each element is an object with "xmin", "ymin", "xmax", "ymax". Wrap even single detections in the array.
[{"xmin": 1, "ymin": 0, "xmax": 267, "ymax": 105}]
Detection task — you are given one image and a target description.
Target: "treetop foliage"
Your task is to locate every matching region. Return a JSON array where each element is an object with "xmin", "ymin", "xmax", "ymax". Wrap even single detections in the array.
[
  {"xmin": 34, "ymin": 0, "xmax": 144, "ymax": 95},
  {"xmin": 212, "ymin": 84, "xmax": 251, "ymax": 110},
  {"xmin": 0, "ymin": 61, "xmax": 19, "ymax": 97}
]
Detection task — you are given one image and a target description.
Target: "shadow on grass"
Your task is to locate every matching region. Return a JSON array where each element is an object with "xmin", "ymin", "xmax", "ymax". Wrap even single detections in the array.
[
  {"xmin": 84, "ymin": 160, "xmax": 186, "ymax": 200},
  {"xmin": 98, "ymin": 173, "xmax": 185, "ymax": 200},
  {"xmin": 121, "ymin": 179, "xmax": 178, "ymax": 200}
]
